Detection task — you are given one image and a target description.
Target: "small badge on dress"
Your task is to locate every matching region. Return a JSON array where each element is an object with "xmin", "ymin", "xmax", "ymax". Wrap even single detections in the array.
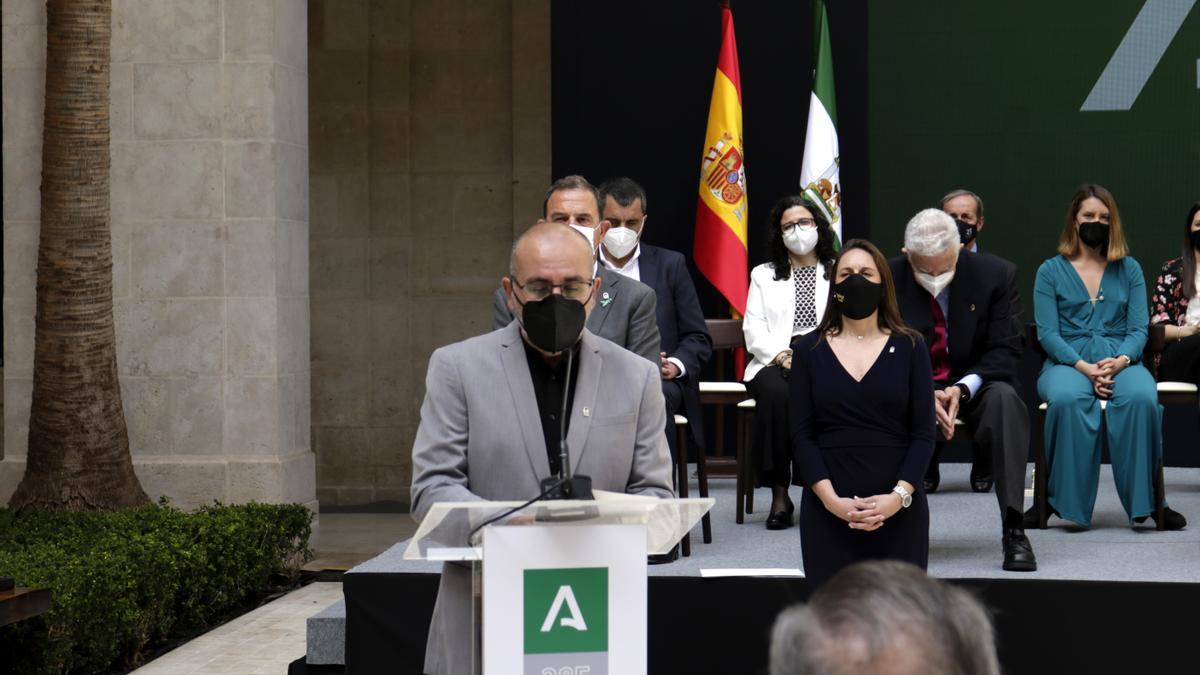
[
  {"xmin": 582, "ymin": 406, "xmax": 591, "ymax": 417},
  {"xmin": 600, "ymin": 292, "xmax": 612, "ymax": 308}
]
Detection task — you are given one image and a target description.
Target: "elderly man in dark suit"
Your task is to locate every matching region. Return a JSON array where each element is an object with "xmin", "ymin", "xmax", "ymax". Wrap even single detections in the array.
[
  {"xmin": 493, "ymin": 176, "xmax": 661, "ymax": 365},
  {"xmin": 597, "ymin": 177, "xmax": 713, "ymax": 461},
  {"xmin": 889, "ymin": 208, "xmax": 1037, "ymax": 572}
]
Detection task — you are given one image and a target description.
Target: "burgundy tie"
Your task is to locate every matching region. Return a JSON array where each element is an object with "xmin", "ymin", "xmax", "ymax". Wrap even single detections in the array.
[{"xmin": 929, "ymin": 296, "xmax": 950, "ymax": 383}]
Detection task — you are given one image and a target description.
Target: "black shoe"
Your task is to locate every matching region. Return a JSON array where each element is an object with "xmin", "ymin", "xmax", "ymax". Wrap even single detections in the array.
[
  {"xmin": 1022, "ymin": 504, "xmax": 1058, "ymax": 528},
  {"xmin": 1134, "ymin": 507, "xmax": 1187, "ymax": 531},
  {"xmin": 923, "ymin": 462, "xmax": 941, "ymax": 494},
  {"xmin": 1002, "ymin": 528, "xmax": 1037, "ymax": 572},
  {"xmin": 766, "ymin": 498, "xmax": 795, "ymax": 530},
  {"xmin": 970, "ymin": 449, "xmax": 994, "ymax": 493},
  {"xmin": 648, "ymin": 543, "xmax": 679, "ymax": 564}
]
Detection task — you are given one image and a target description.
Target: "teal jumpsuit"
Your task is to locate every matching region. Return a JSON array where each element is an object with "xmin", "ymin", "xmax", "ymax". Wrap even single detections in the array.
[{"xmin": 1034, "ymin": 254, "xmax": 1162, "ymax": 526}]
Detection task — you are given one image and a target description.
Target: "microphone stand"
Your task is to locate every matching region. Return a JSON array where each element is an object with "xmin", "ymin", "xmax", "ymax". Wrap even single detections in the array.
[{"xmin": 540, "ymin": 346, "xmax": 593, "ymax": 500}]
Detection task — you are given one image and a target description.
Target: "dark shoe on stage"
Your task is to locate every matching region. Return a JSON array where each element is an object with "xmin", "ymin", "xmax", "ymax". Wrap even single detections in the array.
[
  {"xmin": 923, "ymin": 462, "xmax": 941, "ymax": 494},
  {"xmin": 765, "ymin": 499, "xmax": 795, "ymax": 530},
  {"xmin": 648, "ymin": 543, "xmax": 679, "ymax": 565},
  {"xmin": 1022, "ymin": 504, "xmax": 1058, "ymax": 528},
  {"xmin": 970, "ymin": 449, "xmax": 994, "ymax": 493},
  {"xmin": 1002, "ymin": 528, "xmax": 1037, "ymax": 572},
  {"xmin": 1134, "ymin": 507, "xmax": 1187, "ymax": 531}
]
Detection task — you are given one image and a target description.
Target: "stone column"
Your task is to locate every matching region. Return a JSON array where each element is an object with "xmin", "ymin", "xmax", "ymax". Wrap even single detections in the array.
[{"xmin": 1, "ymin": 0, "xmax": 315, "ymax": 511}]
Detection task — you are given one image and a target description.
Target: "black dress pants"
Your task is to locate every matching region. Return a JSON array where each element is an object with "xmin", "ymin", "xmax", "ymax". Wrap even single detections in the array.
[
  {"xmin": 745, "ymin": 365, "xmax": 795, "ymax": 488},
  {"xmin": 1159, "ymin": 333, "xmax": 1200, "ymax": 384}
]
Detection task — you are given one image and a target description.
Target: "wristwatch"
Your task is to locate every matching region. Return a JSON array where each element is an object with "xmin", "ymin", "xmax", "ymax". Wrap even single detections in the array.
[
  {"xmin": 954, "ymin": 383, "xmax": 971, "ymax": 404},
  {"xmin": 892, "ymin": 484, "xmax": 912, "ymax": 509}
]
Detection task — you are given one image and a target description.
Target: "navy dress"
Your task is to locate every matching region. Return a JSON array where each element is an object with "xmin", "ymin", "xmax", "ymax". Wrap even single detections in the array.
[{"xmin": 789, "ymin": 331, "xmax": 936, "ymax": 587}]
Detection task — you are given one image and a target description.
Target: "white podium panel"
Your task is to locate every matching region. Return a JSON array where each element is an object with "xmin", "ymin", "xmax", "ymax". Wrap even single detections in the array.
[{"xmin": 482, "ymin": 524, "xmax": 647, "ymax": 675}]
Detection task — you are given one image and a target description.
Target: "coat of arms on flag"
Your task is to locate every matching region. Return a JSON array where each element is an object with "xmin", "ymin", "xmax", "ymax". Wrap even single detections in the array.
[{"xmin": 702, "ymin": 132, "xmax": 746, "ymax": 206}]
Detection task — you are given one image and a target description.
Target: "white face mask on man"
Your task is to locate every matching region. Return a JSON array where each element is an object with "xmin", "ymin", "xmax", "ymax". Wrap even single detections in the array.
[
  {"xmin": 915, "ymin": 270, "xmax": 955, "ymax": 298},
  {"xmin": 782, "ymin": 227, "xmax": 819, "ymax": 256},
  {"xmin": 569, "ymin": 224, "xmax": 596, "ymax": 250},
  {"xmin": 603, "ymin": 226, "xmax": 640, "ymax": 259}
]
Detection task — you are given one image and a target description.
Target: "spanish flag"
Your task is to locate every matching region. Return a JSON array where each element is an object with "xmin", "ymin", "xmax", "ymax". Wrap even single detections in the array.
[{"xmin": 694, "ymin": 4, "xmax": 748, "ymax": 317}]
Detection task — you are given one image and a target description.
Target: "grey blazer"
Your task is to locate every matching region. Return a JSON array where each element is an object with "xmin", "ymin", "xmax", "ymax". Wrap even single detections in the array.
[
  {"xmin": 491, "ymin": 271, "xmax": 662, "ymax": 366},
  {"xmin": 411, "ymin": 323, "xmax": 674, "ymax": 675}
]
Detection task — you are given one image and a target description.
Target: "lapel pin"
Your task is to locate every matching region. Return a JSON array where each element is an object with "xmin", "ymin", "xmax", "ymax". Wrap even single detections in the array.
[
  {"xmin": 600, "ymin": 292, "xmax": 612, "ymax": 308},
  {"xmin": 889, "ymin": 346, "xmax": 895, "ymax": 353},
  {"xmin": 582, "ymin": 406, "xmax": 591, "ymax": 417},
  {"xmin": 969, "ymin": 303, "xmax": 976, "ymax": 312}
]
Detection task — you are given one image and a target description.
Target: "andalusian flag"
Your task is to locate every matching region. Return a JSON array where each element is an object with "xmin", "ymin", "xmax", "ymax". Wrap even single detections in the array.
[
  {"xmin": 800, "ymin": 0, "xmax": 842, "ymax": 240},
  {"xmin": 694, "ymin": 5, "xmax": 749, "ymax": 317}
]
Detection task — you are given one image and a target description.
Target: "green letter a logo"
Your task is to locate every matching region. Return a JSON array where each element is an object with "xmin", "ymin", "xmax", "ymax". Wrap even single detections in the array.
[
  {"xmin": 524, "ymin": 567, "xmax": 608, "ymax": 654},
  {"xmin": 540, "ymin": 585, "xmax": 588, "ymax": 632}
]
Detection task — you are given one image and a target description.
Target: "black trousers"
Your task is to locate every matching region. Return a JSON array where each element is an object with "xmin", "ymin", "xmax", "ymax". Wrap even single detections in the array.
[
  {"xmin": 1159, "ymin": 333, "xmax": 1200, "ymax": 384},
  {"xmin": 960, "ymin": 381, "xmax": 1029, "ymax": 525},
  {"xmin": 662, "ymin": 378, "xmax": 685, "ymax": 464},
  {"xmin": 745, "ymin": 365, "xmax": 795, "ymax": 488}
]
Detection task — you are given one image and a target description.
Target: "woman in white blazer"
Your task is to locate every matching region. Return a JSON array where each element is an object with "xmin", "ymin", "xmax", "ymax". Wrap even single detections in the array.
[{"xmin": 743, "ymin": 195, "xmax": 837, "ymax": 529}]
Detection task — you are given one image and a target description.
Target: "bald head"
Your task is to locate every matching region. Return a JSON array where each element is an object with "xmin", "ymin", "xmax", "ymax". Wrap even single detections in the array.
[{"xmin": 508, "ymin": 222, "xmax": 595, "ymax": 279}]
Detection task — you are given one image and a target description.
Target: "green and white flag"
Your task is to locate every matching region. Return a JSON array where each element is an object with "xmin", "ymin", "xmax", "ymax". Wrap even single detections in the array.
[{"xmin": 800, "ymin": 0, "xmax": 842, "ymax": 241}]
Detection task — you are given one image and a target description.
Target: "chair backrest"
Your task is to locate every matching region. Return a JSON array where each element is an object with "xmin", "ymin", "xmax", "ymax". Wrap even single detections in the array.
[{"xmin": 705, "ymin": 318, "xmax": 745, "ymax": 381}]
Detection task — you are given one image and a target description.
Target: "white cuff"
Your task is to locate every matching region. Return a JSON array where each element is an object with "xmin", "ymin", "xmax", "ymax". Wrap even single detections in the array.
[{"xmin": 667, "ymin": 357, "xmax": 686, "ymax": 378}]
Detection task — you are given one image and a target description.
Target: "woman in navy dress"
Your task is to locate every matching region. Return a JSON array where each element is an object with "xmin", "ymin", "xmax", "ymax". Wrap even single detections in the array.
[{"xmin": 789, "ymin": 239, "xmax": 936, "ymax": 587}]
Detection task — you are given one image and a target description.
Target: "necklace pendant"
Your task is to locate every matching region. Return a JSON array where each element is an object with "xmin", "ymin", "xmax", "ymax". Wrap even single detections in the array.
[{"xmin": 856, "ymin": 334, "xmax": 864, "ymax": 340}]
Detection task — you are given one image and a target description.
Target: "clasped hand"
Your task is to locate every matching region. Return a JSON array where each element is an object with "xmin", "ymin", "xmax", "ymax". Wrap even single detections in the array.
[
  {"xmin": 1076, "ymin": 356, "xmax": 1127, "ymax": 399},
  {"xmin": 932, "ymin": 386, "xmax": 962, "ymax": 440},
  {"xmin": 823, "ymin": 493, "xmax": 901, "ymax": 532}
]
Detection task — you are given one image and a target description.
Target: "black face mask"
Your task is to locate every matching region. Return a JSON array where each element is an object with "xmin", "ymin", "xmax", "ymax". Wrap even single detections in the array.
[
  {"xmin": 955, "ymin": 219, "xmax": 977, "ymax": 245},
  {"xmin": 832, "ymin": 273, "xmax": 884, "ymax": 321},
  {"xmin": 1078, "ymin": 221, "xmax": 1110, "ymax": 250},
  {"xmin": 1190, "ymin": 229, "xmax": 1200, "ymax": 251},
  {"xmin": 517, "ymin": 293, "xmax": 588, "ymax": 353}
]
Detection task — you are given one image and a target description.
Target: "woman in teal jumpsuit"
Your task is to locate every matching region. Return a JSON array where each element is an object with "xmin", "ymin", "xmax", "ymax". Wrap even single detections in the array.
[{"xmin": 1033, "ymin": 184, "xmax": 1186, "ymax": 529}]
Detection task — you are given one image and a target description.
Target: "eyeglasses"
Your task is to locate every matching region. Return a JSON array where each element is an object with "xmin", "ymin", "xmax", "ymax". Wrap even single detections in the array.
[
  {"xmin": 782, "ymin": 219, "xmax": 817, "ymax": 232},
  {"xmin": 510, "ymin": 277, "xmax": 595, "ymax": 301}
]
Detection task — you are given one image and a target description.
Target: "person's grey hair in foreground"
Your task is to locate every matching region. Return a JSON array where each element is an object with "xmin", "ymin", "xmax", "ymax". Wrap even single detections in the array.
[{"xmin": 769, "ymin": 561, "xmax": 1000, "ymax": 675}]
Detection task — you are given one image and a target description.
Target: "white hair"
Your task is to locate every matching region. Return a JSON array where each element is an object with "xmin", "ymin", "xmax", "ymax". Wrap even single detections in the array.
[{"xmin": 904, "ymin": 208, "xmax": 960, "ymax": 258}]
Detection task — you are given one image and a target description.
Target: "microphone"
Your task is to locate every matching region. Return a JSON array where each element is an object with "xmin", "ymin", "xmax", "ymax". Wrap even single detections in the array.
[{"xmin": 540, "ymin": 346, "xmax": 594, "ymax": 500}]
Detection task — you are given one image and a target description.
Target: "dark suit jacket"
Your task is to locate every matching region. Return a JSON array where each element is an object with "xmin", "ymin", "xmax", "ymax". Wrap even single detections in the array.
[
  {"xmin": 637, "ymin": 245, "xmax": 713, "ymax": 446},
  {"xmin": 888, "ymin": 251, "xmax": 1024, "ymax": 384},
  {"xmin": 492, "ymin": 270, "xmax": 662, "ymax": 366}
]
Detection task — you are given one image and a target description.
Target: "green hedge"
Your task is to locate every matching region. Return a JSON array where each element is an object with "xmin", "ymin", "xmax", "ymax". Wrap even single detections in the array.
[{"xmin": 0, "ymin": 502, "xmax": 313, "ymax": 674}]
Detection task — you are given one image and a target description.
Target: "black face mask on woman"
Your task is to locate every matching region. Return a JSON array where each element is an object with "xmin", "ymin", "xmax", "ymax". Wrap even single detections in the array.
[
  {"xmin": 517, "ymin": 293, "xmax": 589, "ymax": 353},
  {"xmin": 1190, "ymin": 229, "xmax": 1200, "ymax": 251},
  {"xmin": 1078, "ymin": 221, "xmax": 1110, "ymax": 250},
  {"xmin": 832, "ymin": 273, "xmax": 884, "ymax": 321}
]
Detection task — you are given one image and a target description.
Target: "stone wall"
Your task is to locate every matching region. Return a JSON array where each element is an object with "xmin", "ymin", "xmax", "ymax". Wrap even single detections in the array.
[
  {"xmin": 308, "ymin": 0, "xmax": 550, "ymax": 506},
  {"xmin": 1, "ymin": 0, "xmax": 315, "ymax": 510}
]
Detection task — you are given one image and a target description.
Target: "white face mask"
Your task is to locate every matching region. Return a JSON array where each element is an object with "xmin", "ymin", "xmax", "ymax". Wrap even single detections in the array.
[
  {"xmin": 569, "ymin": 223, "xmax": 596, "ymax": 250},
  {"xmin": 603, "ymin": 227, "xmax": 640, "ymax": 259},
  {"xmin": 915, "ymin": 270, "xmax": 955, "ymax": 297},
  {"xmin": 782, "ymin": 226, "xmax": 819, "ymax": 256}
]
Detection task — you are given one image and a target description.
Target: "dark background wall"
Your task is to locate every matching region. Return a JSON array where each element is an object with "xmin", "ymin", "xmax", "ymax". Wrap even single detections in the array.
[
  {"xmin": 550, "ymin": 0, "xmax": 870, "ymax": 317},
  {"xmin": 550, "ymin": 0, "xmax": 1200, "ymax": 464}
]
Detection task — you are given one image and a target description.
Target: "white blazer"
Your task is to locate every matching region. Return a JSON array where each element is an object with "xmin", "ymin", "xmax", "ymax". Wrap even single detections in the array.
[{"xmin": 743, "ymin": 262, "xmax": 830, "ymax": 382}]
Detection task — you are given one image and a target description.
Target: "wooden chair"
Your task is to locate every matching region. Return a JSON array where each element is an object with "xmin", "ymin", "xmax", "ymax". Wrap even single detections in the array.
[
  {"xmin": 673, "ymin": 414, "xmax": 712, "ymax": 556},
  {"xmin": 699, "ymin": 319, "xmax": 751, "ymax": 468},
  {"xmin": 1028, "ymin": 323, "xmax": 1183, "ymax": 529}
]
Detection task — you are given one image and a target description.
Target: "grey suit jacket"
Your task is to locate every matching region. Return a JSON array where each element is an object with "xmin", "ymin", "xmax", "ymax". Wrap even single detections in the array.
[
  {"xmin": 411, "ymin": 323, "xmax": 674, "ymax": 675},
  {"xmin": 491, "ymin": 272, "xmax": 662, "ymax": 366}
]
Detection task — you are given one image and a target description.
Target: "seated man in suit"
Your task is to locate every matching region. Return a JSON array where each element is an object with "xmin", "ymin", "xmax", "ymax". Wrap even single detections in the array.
[
  {"xmin": 412, "ymin": 222, "xmax": 675, "ymax": 675},
  {"xmin": 889, "ymin": 209, "xmax": 1037, "ymax": 572},
  {"xmin": 937, "ymin": 188, "xmax": 993, "ymax": 491},
  {"xmin": 597, "ymin": 176, "xmax": 713, "ymax": 462},
  {"xmin": 493, "ymin": 175, "xmax": 661, "ymax": 365}
]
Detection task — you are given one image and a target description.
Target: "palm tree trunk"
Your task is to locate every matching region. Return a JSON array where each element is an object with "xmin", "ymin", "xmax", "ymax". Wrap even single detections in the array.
[{"xmin": 10, "ymin": 0, "xmax": 148, "ymax": 511}]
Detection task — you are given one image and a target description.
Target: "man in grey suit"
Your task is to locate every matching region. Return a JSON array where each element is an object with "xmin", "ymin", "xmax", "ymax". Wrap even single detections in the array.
[
  {"xmin": 492, "ymin": 175, "xmax": 661, "ymax": 365},
  {"xmin": 413, "ymin": 222, "xmax": 674, "ymax": 675}
]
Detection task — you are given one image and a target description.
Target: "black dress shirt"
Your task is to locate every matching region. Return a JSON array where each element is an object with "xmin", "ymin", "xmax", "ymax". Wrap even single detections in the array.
[{"xmin": 523, "ymin": 341, "xmax": 582, "ymax": 477}]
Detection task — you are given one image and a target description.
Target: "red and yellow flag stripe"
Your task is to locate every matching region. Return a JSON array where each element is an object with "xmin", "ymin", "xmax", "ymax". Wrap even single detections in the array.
[{"xmin": 694, "ymin": 6, "xmax": 749, "ymax": 317}]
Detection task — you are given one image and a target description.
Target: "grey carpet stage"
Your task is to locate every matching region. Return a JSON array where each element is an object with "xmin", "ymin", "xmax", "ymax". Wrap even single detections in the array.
[{"xmin": 308, "ymin": 465, "xmax": 1200, "ymax": 675}]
